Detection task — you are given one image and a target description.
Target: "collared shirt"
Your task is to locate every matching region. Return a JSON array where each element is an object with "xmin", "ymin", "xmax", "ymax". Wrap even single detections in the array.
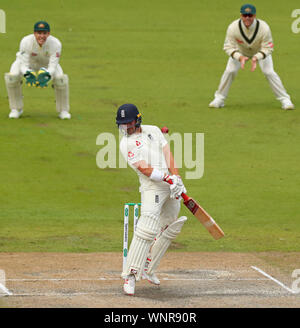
[
  {"xmin": 223, "ymin": 18, "xmax": 274, "ymax": 61},
  {"xmin": 120, "ymin": 125, "xmax": 170, "ymax": 191},
  {"xmin": 16, "ymin": 34, "xmax": 62, "ymax": 75}
]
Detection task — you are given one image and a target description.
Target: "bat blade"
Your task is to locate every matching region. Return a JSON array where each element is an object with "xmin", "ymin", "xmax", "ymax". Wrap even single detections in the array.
[
  {"xmin": 183, "ymin": 195, "xmax": 224, "ymax": 240},
  {"xmin": 162, "ymin": 177, "xmax": 224, "ymax": 240}
]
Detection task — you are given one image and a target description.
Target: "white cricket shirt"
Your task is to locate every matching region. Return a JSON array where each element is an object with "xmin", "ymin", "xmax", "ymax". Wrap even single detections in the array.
[
  {"xmin": 16, "ymin": 34, "xmax": 62, "ymax": 75},
  {"xmin": 223, "ymin": 19, "xmax": 274, "ymax": 60},
  {"xmin": 120, "ymin": 125, "xmax": 170, "ymax": 191}
]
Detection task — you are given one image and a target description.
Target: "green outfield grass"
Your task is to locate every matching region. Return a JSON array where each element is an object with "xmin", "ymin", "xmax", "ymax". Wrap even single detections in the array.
[{"xmin": 0, "ymin": 0, "xmax": 299, "ymax": 252}]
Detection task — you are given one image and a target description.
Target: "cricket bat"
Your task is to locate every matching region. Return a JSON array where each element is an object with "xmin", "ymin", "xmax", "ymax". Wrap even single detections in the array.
[{"xmin": 165, "ymin": 178, "xmax": 225, "ymax": 240}]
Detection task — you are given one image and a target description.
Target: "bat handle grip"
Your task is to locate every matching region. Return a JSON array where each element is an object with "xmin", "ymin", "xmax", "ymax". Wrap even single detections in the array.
[
  {"xmin": 163, "ymin": 175, "xmax": 174, "ymax": 185},
  {"xmin": 163, "ymin": 176, "xmax": 189, "ymax": 202},
  {"xmin": 181, "ymin": 193, "xmax": 189, "ymax": 202},
  {"xmin": 164, "ymin": 174, "xmax": 173, "ymax": 184}
]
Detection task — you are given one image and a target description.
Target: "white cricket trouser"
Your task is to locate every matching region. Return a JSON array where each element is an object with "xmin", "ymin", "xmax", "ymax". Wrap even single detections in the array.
[
  {"xmin": 140, "ymin": 188, "xmax": 181, "ymax": 229},
  {"xmin": 141, "ymin": 188, "xmax": 181, "ymax": 273},
  {"xmin": 214, "ymin": 55, "xmax": 291, "ymax": 102}
]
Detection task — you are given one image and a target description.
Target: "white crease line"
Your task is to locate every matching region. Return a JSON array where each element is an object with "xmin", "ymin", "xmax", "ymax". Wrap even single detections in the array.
[
  {"xmin": 7, "ymin": 278, "xmax": 120, "ymax": 282},
  {"xmin": 6, "ymin": 289, "xmax": 285, "ymax": 297},
  {"xmin": 0, "ymin": 283, "xmax": 13, "ymax": 296},
  {"xmin": 7, "ymin": 292, "xmax": 114, "ymax": 297},
  {"xmin": 6, "ymin": 277, "xmax": 268, "ymax": 282},
  {"xmin": 251, "ymin": 266, "xmax": 296, "ymax": 294},
  {"xmin": 162, "ymin": 278, "xmax": 268, "ymax": 281}
]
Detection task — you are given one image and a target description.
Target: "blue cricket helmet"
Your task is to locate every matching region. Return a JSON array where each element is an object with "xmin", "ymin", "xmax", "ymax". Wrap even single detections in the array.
[{"xmin": 116, "ymin": 104, "xmax": 142, "ymax": 128}]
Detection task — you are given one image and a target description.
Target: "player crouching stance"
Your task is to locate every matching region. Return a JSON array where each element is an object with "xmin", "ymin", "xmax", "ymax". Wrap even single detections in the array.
[
  {"xmin": 4, "ymin": 21, "xmax": 71, "ymax": 119},
  {"xmin": 209, "ymin": 4, "xmax": 294, "ymax": 110},
  {"xmin": 117, "ymin": 104, "xmax": 188, "ymax": 295}
]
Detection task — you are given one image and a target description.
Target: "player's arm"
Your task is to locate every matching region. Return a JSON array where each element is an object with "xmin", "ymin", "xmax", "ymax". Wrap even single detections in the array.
[
  {"xmin": 47, "ymin": 42, "xmax": 62, "ymax": 76},
  {"xmin": 163, "ymin": 144, "xmax": 179, "ymax": 176},
  {"xmin": 133, "ymin": 149, "xmax": 179, "ymax": 178},
  {"xmin": 223, "ymin": 24, "xmax": 243, "ymax": 61},
  {"xmin": 162, "ymin": 144, "xmax": 187, "ymax": 198},
  {"xmin": 253, "ymin": 24, "xmax": 274, "ymax": 62},
  {"xmin": 134, "ymin": 159, "xmax": 186, "ymax": 199},
  {"xmin": 133, "ymin": 160, "xmax": 169, "ymax": 182},
  {"xmin": 133, "ymin": 160, "xmax": 162, "ymax": 178},
  {"xmin": 251, "ymin": 28, "xmax": 273, "ymax": 72},
  {"xmin": 157, "ymin": 126, "xmax": 179, "ymax": 176},
  {"xmin": 251, "ymin": 24, "xmax": 274, "ymax": 71},
  {"xmin": 18, "ymin": 38, "xmax": 38, "ymax": 86},
  {"xmin": 18, "ymin": 38, "xmax": 31, "ymax": 75},
  {"xmin": 223, "ymin": 23, "xmax": 249, "ymax": 69}
]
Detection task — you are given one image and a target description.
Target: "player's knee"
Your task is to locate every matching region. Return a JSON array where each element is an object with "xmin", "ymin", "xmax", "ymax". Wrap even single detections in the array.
[
  {"xmin": 53, "ymin": 74, "xmax": 69, "ymax": 89},
  {"xmin": 225, "ymin": 68, "xmax": 238, "ymax": 76},
  {"xmin": 4, "ymin": 73, "xmax": 22, "ymax": 86},
  {"xmin": 163, "ymin": 216, "xmax": 187, "ymax": 240},
  {"xmin": 135, "ymin": 213, "xmax": 160, "ymax": 241},
  {"xmin": 262, "ymin": 69, "xmax": 275, "ymax": 78}
]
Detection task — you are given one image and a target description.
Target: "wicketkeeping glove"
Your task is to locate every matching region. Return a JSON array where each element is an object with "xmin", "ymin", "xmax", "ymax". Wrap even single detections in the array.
[
  {"xmin": 36, "ymin": 68, "xmax": 51, "ymax": 88},
  {"xmin": 24, "ymin": 70, "xmax": 37, "ymax": 87}
]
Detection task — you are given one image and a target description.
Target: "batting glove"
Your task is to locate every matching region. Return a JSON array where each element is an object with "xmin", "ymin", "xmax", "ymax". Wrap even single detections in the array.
[{"xmin": 166, "ymin": 175, "xmax": 187, "ymax": 200}]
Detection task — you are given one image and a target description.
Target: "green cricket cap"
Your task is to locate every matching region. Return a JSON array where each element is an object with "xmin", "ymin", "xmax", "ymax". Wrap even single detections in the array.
[
  {"xmin": 34, "ymin": 21, "xmax": 50, "ymax": 32},
  {"xmin": 240, "ymin": 4, "xmax": 256, "ymax": 15}
]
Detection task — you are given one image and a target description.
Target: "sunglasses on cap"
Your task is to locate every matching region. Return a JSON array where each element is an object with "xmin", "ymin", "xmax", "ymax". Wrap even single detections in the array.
[{"xmin": 242, "ymin": 14, "xmax": 254, "ymax": 17}]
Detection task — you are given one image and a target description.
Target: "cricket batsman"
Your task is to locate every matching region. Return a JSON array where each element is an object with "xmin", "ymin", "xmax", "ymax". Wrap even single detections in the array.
[
  {"xmin": 117, "ymin": 104, "xmax": 187, "ymax": 295},
  {"xmin": 4, "ymin": 21, "xmax": 71, "ymax": 119},
  {"xmin": 209, "ymin": 4, "xmax": 294, "ymax": 110}
]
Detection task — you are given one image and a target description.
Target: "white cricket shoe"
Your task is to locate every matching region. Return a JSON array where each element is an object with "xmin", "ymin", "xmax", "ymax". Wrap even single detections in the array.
[
  {"xmin": 281, "ymin": 99, "xmax": 295, "ymax": 110},
  {"xmin": 59, "ymin": 111, "xmax": 71, "ymax": 119},
  {"xmin": 123, "ymin": 274, "xmax": 136, "ymax": 295},
  {"xmin": 9, "ymin": 109, "xmax": 23, "ymax": 119},
  {"xmin": 209, "ymin": 98, "xmax": 225, "ymax": 108},
  {"xmin": 142, "ymin": 271, "xmax": 160, "ymax": 285}
]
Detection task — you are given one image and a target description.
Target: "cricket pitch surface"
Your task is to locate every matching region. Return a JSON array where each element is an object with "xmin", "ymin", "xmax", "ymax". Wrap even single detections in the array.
[{"xmin": 0, "ymin": 252, "xmax": 299, "ymax": 308}]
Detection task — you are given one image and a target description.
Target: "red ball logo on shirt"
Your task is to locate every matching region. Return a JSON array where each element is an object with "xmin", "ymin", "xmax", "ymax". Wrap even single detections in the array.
[
  {"xmin": 128, "ymin": 151, "xmax": 134, "ymax": 158},
  {"xmin": 136, "ymin": 141, "xmax": 141, "ymax": 146}
]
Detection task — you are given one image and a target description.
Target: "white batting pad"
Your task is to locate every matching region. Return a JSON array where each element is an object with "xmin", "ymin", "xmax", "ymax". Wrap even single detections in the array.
[
  {"xmin": 121, "ymin": 236, "xmax": 152, "ymax": 281},
  {"xmin": 147, "ymin": 216, "xmax": 187, "ymax": 275},
  {"xmin": 135, "ymin": 213, "xmax": 160, "ymax": 241},
  {"xmin": 122, "ymin": 213, "xmax": 160, "ymax": 280},
  {"xmin": 53, "ymin": 74, "xmax": 69, "ymax": 113},
  {"xmin": 4, "ymin": 73, "xmax": 23, "ymax": 110}
]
